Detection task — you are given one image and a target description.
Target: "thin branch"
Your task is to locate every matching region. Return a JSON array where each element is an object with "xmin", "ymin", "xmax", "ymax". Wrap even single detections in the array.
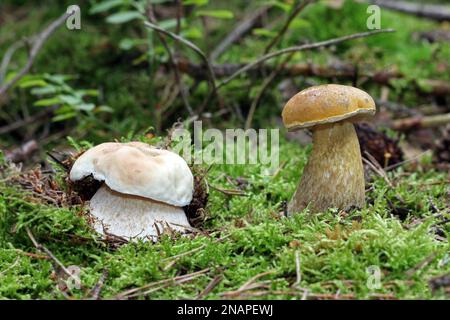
[
  {"xmin": 263, "ymin": 0, "xmax": 314, "ymax": 54},
  {"xmin": 115, "ymin": 268, "xmax": 210, "ymax": 299},
  {"xmin": 196, "ymin": 275, "xmax": 223, "ymax": 299},
  {"xmin": 146, "ymin": 3, "xmax": 194, "ymax": 115},
  {"xmin": 210, "ymin": 5, "xmax": 271, "ymax": 61},
  {"xmin": 89, "ymin": 269, "xmax": 109, "ymax": 300},
  {"xmin": 0, "ymin": 39, "xmax": 26, "ymax": 84},
  {"xmin": 25, "ymin": 227, "xmax": 73, "ymax": 279},
  {"xmin": 218, "ymin": 28, "xmax": 395, "ymax": 88},
  {"xmin": 245, "ymin": 52, "xmax": 294, "ymax": 129},
  {"xmin": 293, "ymin": 251, "xmax": 302, "ymax": 288},
  {"xmin": 0, "ymin": 12, "xmax": 73, "ymax": 97},
  {"xmin": 0, "ymin": 105, "xmax": 58, "ymax": 135},
  {"xmin": 143, "ymin": 21, "xmax": 218, "ymax": 104},
  {"xmin": 391, "ymin": 113, "xmax": 450, "ymax": 131}
]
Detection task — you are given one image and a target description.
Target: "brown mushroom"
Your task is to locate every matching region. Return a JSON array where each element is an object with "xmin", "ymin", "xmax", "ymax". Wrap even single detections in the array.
[{"xmin": 282, "ymin": 84, "xmax": 376, "ymax": 214}]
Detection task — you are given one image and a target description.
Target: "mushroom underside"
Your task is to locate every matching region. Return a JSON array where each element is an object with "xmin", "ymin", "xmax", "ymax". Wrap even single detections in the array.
[
  {"xmin": 288, "ymin": 121, "xmax": 365, "ymax": 214},
  {"xmin": 89, "ymin": 185, "xmax": 191, "ymax": 240}
]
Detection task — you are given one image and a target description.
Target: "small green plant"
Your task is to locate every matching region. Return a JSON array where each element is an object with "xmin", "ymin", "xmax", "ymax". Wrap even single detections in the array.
[{"xmin": 15, "ymin": 73, "xmax": 111, "ymax": 122}]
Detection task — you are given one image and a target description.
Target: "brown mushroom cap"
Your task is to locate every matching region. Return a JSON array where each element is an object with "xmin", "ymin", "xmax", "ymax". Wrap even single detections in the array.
[{"xmin": 282, "ymin": 84, "xmax": 376, "ymax": 130}]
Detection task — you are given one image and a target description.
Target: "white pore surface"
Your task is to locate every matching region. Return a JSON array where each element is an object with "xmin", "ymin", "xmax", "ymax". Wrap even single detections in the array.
[
  {"xmin": 69, "ymin": 142, "xmax": 193, "ymax": 206},
  {"xmin": 90, "ymin": 185, "xmax": 191, "ymax": 240}
]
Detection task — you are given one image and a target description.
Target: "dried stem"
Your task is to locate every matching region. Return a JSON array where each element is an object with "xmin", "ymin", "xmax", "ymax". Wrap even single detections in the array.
[
  {"xmin": 0, "ymin": 12, "xmax": 73, "ymax": 96},
  {"xmin": 218, "ymin": 29, "xmax": 395, "ymax": 88}
]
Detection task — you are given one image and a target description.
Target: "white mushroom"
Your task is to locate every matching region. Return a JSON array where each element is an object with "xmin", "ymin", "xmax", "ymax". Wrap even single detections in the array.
[{"xmin": 69, "ymin": 142, "xmax": 193, "ymax": 240}]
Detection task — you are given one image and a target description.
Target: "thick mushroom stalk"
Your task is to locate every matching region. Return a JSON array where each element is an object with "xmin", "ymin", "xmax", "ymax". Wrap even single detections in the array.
[
  {"xmin": 288, "ymin": 121, "xmax": 365, "ymax": 213},
  {"xmin": 90, "ymin": 185, "xmax": 190, "ymax": 240}
]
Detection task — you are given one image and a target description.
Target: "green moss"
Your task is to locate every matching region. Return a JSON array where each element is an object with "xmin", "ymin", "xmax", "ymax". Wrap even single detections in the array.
[{"xmin": 0, "ymin": 138, "xmax": 448, "ymax": 299}]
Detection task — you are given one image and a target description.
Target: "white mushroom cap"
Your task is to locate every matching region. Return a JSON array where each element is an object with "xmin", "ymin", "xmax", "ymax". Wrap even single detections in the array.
[{"xmin": 69, "ymin": 142, "xmax": 193, "ymax": 206}]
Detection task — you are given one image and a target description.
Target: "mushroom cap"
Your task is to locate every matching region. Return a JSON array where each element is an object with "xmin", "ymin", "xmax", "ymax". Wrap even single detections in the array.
[
  {"xmin": 282, "ymin": 84, "xmax": 376, "ymax": 130},
  {"xmin": 69, "ymin": 142, "xmax": 193, "ymax": 207}
]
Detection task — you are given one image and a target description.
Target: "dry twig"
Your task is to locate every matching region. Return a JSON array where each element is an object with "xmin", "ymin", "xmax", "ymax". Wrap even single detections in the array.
[
  {"xmin": 0, "ymin": 11, "xmax": 74, "ymax": 96},
  {"xmin": 218, "ymin": 28, "xmax": 395, "ymax": 88}
]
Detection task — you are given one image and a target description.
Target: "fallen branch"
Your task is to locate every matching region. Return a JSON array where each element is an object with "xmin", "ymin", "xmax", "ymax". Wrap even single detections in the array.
[
  {"xmin": 5, "ymin": 140, "xmax": 38, "ymax": 163},
  {"xmin": 173, "ymin": 59, "xmax": 449, "ymax": 96},
  {"xmin": 89, "ymin": 269, "xmax": 109, "ymax": 300},
  {"xmin": 217, "ymin": 28, "xmax": 395, "ymax": 88},
  {"xmin": 173, "ymin": 58, "xmax": 400, "ymax": 82},
  {"xmin": 0, "ymin": 105, "xmax": 57, "ymax": 135},
  {"xmin": 0, "ymin": 11, "xmax": 73, "ymax": 97},
  {"xmin": 196, "ymin": 275, "xmax": 223, "ymax": 299},
  {"xmin": 210, "ymin": 6, "xmax": 271, "ymax": 61},
  {"xmin": 370, "ymin": 0, "xmax": 450, "ymax": 22},
  {"xmin": 115, "ymin": 268, "xmax": 210, "ymax": 299},
  {"xmin": 391, "ymin": 113, "xmax": 450, "ymax": 131},
  {"xmin": 25, "ymin": 227, "xmax": 74, "ymax": 281}
]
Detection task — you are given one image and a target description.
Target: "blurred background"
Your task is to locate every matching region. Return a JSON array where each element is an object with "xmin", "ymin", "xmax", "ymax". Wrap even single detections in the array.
[{"xmin": 0, "ymin": 0, "xmax": 449, "ymax": 167}]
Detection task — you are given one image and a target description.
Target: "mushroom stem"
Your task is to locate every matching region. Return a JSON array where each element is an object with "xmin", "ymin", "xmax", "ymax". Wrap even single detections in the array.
[
  {"xmin": 288, "ymin": 121, "xmax": 365, "ymax": 214},
  {"xmin": 89, "ymin": 185, "xmax": 191, "ymax": 240}
]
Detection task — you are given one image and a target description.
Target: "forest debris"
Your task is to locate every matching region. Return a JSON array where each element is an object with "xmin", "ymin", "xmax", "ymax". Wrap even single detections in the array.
[
  {"xmin": 11, "ymin": 166, "xmax": 82, "ymax": 207},
  {"xmin": 174, "ymin": 58, "xmax": 450, "ymax": 97},
  {"xmin": 26, "ymin": 226, "xmax": 87, "ymax": 295},
  {"xmin": 0, "ymin": 105, "xmax": 58, "ymax": 135},
  {"xmin": 355, "ymin": 123, "xmax": 404, "ymax": 168},
  {"xmin": 429, "ymin": 274, "xmax": 450, "ymax": 294},
  {"xmin": 4, "ymin": 140, "xmax": 38, "ymax": 163},
  {"xmin": 183, "ymin": 167, "xmax": 209, "ymax": 228},
  {"xmin": 391, "ymin": 113, "xmax": 450, "ymax": 131},
  {"xmin": 115, "ymin": 267, "xmax": 210, "ymax": 299},
  {"xmin": 195, "ymin": 274, "xmax": 223, "ymax": 299},
  {"xmin": 434, "ymin": 124, "xmax": 450, "ymax": 169},
  {"xmin": 209, "ymin": 184, "xmax": 248, "ymax": 196},
  {"xmin": 217, "ymin": 29, "xmax": 395, "ymax": 88},
  {"xmin": 405, "ymin": 253, "xmax": 438, "ymax": 278},
  {"xmin": 88, "ymin": 269, "xmax": 109, "ymax": 300},
  {"xmin": 417, "ymin": 30, "xmax": 450, "ymax": 43}
]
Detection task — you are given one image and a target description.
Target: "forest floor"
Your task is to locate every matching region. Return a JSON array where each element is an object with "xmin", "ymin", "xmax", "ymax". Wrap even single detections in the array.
[{"xmin": 0, "ymin": 0, "xmax": 449, "ymax": 299}]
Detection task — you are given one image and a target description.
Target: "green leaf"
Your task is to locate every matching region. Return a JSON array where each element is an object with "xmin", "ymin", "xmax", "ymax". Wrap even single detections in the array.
[
  {"xmin": 31, "ymin": 86, "xmax": 58, "ymax": 95},
  {"xmin": 89, "ymin": 0, "xmax": 124, "ymax": 14},
  {"xmin": 75, "ymin": 103, "xmax": 95, "ymax": 111},
  {"xmin": 106, "ymin": 11, "xmax": 143, "ymax": 24},
  {"xmin": 94, "ymin": 105, "xmax": 114, "ymax": 113},
  {"xmin": 159, "ymin": 18, "xmax": 180, "ymax": 30},
  {"xmin": 182, "ymin": 26, "xmax": 203, "ymax": 39},
  {"xmin": 34, "ymin": 97, "xmax": 62, "ymax": 107},
  {"xmin": 290, "ymin": 18, "xmax": 311, "ymax": 29},
  {"xmin": 196, "ymin": 10, "xmax": 234, "ymax": 19},
  {"xmin": 79, "ymin": 89, "xmax": 99, "ymax": 97},
  {"xmin": 59, "ymin": 94, "xmax": 82, "ymax": 105},
  {"xmin": 18, "ymin": 79, "xmax": 48, "ymax": 88},
  {"xmin": 269, "ymin": 0, "xmax": 290, "ymax": 12},
  {"xmin": 118, "ymin": 38, "xmax": 147, "ymax": 50},
  {"xmin": 52, "ymin": 112, "xmax": 77, "ymax": 122},
  {"xmin": 183, "ymin": 0, "xmax": 208, "ymax": 6},
  {"xmin": 252, "ymin": 28, "xmax": 277, "ymax": 38}
]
